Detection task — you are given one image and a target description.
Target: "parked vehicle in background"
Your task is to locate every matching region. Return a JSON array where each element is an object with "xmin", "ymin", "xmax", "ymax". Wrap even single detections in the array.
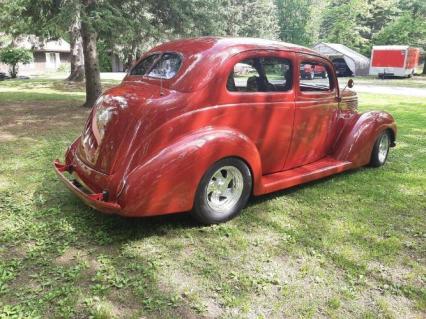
[
  {"xmin": 300, "ymin": 63, "xmax": 327, "ymax": 79},
  {"xmin": 54, "ymin": 37, "xmax": 397, "ymax": 225},
  {"xmin": 369, "ymin": 45, "xmax": 425, "ymax": 78},
  {"xmin": 0, "ymin": 72, "xmax": 11, "ymax": 80},
  {"xmin": 332, "ymin": 58, "xmax": 353, "ymax": 77}
]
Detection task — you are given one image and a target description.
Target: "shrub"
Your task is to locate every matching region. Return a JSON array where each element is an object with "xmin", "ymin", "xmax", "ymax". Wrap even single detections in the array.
[{"xmin": 0, "ymin": 47, "xmax": 33, "ymax": 78}]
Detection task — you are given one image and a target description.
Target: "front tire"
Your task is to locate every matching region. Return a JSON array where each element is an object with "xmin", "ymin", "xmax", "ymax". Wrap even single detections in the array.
[
  {"xmin": 370, "ymin": 131, "xmax": 390, "ymax": 167},
  {"xmin": 192, "ymin": 158, "xmax": 252, "ymax": 225}
]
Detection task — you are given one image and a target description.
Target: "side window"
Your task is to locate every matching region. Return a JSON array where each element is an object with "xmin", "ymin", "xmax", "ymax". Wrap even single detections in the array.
[
  {"xmin": 299, "ymin": 61, "xmax": 331, "ymax": 92},
  {"xmin": 262, "ymin": 57, "xmax": 292, "ymax": 91},
  {"xmin": 227, "ymin": 57, "xmax": 292, "ymax": 92},
  {"xmin": 228, "ymin": 59, "xmax": 261, "ymax": 92}
]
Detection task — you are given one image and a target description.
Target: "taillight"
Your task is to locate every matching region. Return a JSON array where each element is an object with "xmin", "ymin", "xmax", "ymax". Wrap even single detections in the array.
[{"xmin": 92, "ymin": 96, "xmax": 116, "ymax": 141}]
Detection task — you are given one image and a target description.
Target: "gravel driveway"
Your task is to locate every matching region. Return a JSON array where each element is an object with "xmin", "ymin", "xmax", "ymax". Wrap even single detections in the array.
[{"xmin": 351, "ymin": 84, "xmax": 426, "ymax": 97}]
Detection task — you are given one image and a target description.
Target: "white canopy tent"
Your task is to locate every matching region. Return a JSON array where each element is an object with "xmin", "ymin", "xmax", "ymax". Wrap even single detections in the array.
[{"xmin": 313, "ymin": 42, "xmax": 370, "ymax": 76}]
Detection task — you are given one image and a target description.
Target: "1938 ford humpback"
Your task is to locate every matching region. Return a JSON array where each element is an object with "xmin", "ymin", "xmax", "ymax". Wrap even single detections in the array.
[{"xmin": 54, "ymin": 37, "xmax": 397, "ymax": 224}]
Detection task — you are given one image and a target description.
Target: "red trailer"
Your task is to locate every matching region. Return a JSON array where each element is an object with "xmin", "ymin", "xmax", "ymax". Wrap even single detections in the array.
[{"xmin": 369, "ymin": 45, "xmax": 424, "ymax": 78}]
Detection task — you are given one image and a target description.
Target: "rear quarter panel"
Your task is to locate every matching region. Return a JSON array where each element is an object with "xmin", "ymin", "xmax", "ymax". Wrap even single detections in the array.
[{"xmin": 118, "ymin": 128, "xmax": 262, "ymax": 216}]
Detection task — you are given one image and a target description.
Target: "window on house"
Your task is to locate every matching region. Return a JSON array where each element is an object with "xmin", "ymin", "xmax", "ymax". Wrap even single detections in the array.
[{"xmin": 46, "ymin": 52, "xmax": 56, "ymax": 65}]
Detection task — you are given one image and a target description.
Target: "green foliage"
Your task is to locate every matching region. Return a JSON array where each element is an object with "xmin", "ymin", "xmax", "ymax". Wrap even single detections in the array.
[
  {"xmin": 373, "ymin": 0, "xmax": 426, "ymax": 51},
  {"xmin": 97, "ymin": 39, "xmax": 112, "ymax": 72},
  {"xmin": 373, "ymin": 13, "xmax": 426, "ymax": 48},
  {"xmin": 0, "ymin": 47, "xmax": 32, "ymax": 78},
  {"xmin": 360, "ymin": 0, "xmax": 400, "ymax": 41},
  {"xmin": 275, "ymin": 0, "xmax": 314, "ymax": 45},
  {"xmin": 0, "ymin": 0, "xmax": 64, "ymax": 38},
  {"xmin": 220, "ymin": 0, "xmax": 279, "ymax": 39},
  {"xmin": 320, "ymin": 0, "xmax": 370, "ymax": 54},
  {"xmin": 319, "ymin": 0, "xmax": 426, "ymax": 56}
]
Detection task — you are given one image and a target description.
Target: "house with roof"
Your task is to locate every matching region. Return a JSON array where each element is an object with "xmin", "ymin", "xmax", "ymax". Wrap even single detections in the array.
[
  {"xmin": 313, "ymin": 42, "xmax": 370, "ymax": 76},
  {"xmin": 0, "ymin": 35, "xmax": 71, "ymax": 75}
]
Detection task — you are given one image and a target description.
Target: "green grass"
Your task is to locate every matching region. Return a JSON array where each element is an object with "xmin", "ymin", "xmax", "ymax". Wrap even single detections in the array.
[{"xmin": 0, "ymin": 78, "xmax": 425, "ymax": 318}]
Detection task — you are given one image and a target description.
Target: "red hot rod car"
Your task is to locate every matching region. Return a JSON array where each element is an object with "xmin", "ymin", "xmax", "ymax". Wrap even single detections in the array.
[{"xmin": 54, "ymin": 37, "xmax": 396, "ymax": 224}]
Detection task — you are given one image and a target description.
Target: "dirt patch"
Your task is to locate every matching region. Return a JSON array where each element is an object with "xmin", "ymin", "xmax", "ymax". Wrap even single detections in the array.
[
  {"xmin": 55, "ymin": 247, "xmax": 91, "ymax": 266},
  {"xmin": 0, "ymin": 101, "xmax": 89, "ymax": 140},
  {"xmin": 158, "ymin": 265, "xmax": 222, "ymax": 319}
]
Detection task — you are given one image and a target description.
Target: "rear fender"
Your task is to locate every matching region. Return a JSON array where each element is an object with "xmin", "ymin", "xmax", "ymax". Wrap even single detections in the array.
[
  {"xmin": 65, "ymin": 137, "xmax": 80, "ymax": 166},
  {"xmin": 118, "ymin": 128, "xmax": 262, "ymax": 216},
  {"xmin": 333, "ymin": 111, "xmax": 396, "ymax": 166}
]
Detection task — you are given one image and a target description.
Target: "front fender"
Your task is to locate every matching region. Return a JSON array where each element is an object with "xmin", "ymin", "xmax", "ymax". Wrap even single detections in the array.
[
  {"xmin": 333, "ymin": 111, "xmax": 396, "ymax": 166},
  {"xmin": 117, "ymin": 127, "xmax": 262, "ymax": 217}
]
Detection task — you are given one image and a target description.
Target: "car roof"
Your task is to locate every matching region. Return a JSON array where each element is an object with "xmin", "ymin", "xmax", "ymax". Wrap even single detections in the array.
[
  {"xmin": 134, "ymin": 37, "xmax": 328, "ymax": 92},
  {"xmin": 150, "ymin": 36, "xmax": 320, "ymax": 57}
]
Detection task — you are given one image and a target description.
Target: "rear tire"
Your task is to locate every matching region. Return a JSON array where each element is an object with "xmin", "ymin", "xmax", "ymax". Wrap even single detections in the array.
[
  {"xmin": 192, "ymin": 158, "xmax": 252, "ymax": 225},
  {"xmin": 370, "ymin": 131, "xmax": 391, "ymax": 167}
]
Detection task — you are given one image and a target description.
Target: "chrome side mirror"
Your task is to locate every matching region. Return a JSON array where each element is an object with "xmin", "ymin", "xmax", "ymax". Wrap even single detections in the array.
[{"xmin": 337, "ymin": 79, "xmax": 355, "ymax": 102}]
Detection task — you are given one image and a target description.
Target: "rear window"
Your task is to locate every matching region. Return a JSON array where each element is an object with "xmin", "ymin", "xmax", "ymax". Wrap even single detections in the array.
[
  {"xmin": 130, "ymin": 54, "xmax": 160, "ymax": 76},
  {"xmin": 130, "ymin": 53, "xmax": 182, "ymax": 79}
]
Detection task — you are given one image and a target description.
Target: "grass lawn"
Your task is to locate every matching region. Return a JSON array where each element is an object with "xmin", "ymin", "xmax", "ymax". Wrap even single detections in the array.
[{"xmin": 0, "ymin": 79, "xmax": 425, "ymax": 319}]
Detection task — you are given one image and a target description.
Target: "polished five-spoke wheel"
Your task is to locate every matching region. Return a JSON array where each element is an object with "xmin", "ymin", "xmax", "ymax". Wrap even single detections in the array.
[
  {"xmin": 370, "ymin": 130, "xmax": 391, "ymax": 167},
  {"xmin": 192, "ymin": 158, "xmax": 252, "ymax": 225},
  {"xmin": 206, "ymin": 166, "xmax": 244, "ymax": 213}
]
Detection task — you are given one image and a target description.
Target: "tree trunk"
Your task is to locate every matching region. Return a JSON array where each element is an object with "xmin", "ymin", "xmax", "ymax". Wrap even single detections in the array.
[
  {"xmin": 10, "ymin": 64, "xmax": 18, "ymax": 78},
  {"xmin": 67, "ymin": 16, "xmax": 84, "ymax": 82},
  {"xmin": 81, "ymin": 0, "xmax": 102, "ymax": 107}
]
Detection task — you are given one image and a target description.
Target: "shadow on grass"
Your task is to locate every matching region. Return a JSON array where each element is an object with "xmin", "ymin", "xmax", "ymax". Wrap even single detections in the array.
[
  {"xmin": 0, "ymin": 92, "xmax": 84, "ymax": 103},
  {"xmin": 30, "ymin": 169, "xmax": 203, "ymax": 317}
]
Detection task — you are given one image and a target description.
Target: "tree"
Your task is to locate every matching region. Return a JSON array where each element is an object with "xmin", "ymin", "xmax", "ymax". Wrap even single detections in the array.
[
  {"xmin": 67, "ymin": 14, "xmax": 85, "ymax": 81},
  {"xmin": 223, "ymin": 0, "xmax": 279, "ymax": 39},
  {"xmin": 361, "ymin": 0, "xmax": 400, "ymax": 42},
  {"xmin": 80, "ymin": 0, "xmax": 102, "ymax": 107},
  {"xmin": 320, "ymin": 0, "xmax": 369, "ymax": 54},
  {"xmin": 0, "ymin": 0, "xmax": 86, "ymax": 81},
  {"xmin": 397, "ymin": 0, "xmax": 426, "ymax": 74},
  {"xmin": 0, "ymin": 47, "xmax": 32, "ymax": 78},
  {"xmin": 373, "ymin": 0, "xmax": 426, "ymax": 73},
  {"xmin": 275, "ymin": 0, "xmax": 313, "ymax": 45}
]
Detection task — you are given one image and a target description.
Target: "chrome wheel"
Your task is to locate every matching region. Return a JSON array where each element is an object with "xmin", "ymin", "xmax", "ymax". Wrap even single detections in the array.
[
  {"xmin": 205, "ymin": 166, "xmax": 244, "ymax": 213},
  {"xmin": 378, "ymin": 133, "xmax": 390, "ymax": 163}
]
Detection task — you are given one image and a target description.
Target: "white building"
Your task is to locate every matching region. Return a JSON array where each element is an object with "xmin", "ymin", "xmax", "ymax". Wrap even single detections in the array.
[
  {"xmin": 313, "ymin": 42, "xmax": 370, "ymax": 76},
  {"xmin": 0, "ymin": 35, "xmax": 71, "ymax": 75}
]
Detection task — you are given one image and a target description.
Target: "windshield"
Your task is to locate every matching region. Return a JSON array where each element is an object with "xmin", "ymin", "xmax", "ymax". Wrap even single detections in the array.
[{"xmin": 130, "ymin": 52, "xmax": 182, "ymax": 79}]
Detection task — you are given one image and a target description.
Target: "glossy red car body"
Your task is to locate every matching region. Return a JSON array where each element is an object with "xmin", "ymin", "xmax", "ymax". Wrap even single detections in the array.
[{"xmin": 54, "ymin": 37, "xmax": 397, "ymax": 217}]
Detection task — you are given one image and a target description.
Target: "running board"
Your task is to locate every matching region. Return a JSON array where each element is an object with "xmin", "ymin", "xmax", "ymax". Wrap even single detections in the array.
[{"xmin": 258, "ymin": 157, "xmax": 353, "ymax": 195}]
